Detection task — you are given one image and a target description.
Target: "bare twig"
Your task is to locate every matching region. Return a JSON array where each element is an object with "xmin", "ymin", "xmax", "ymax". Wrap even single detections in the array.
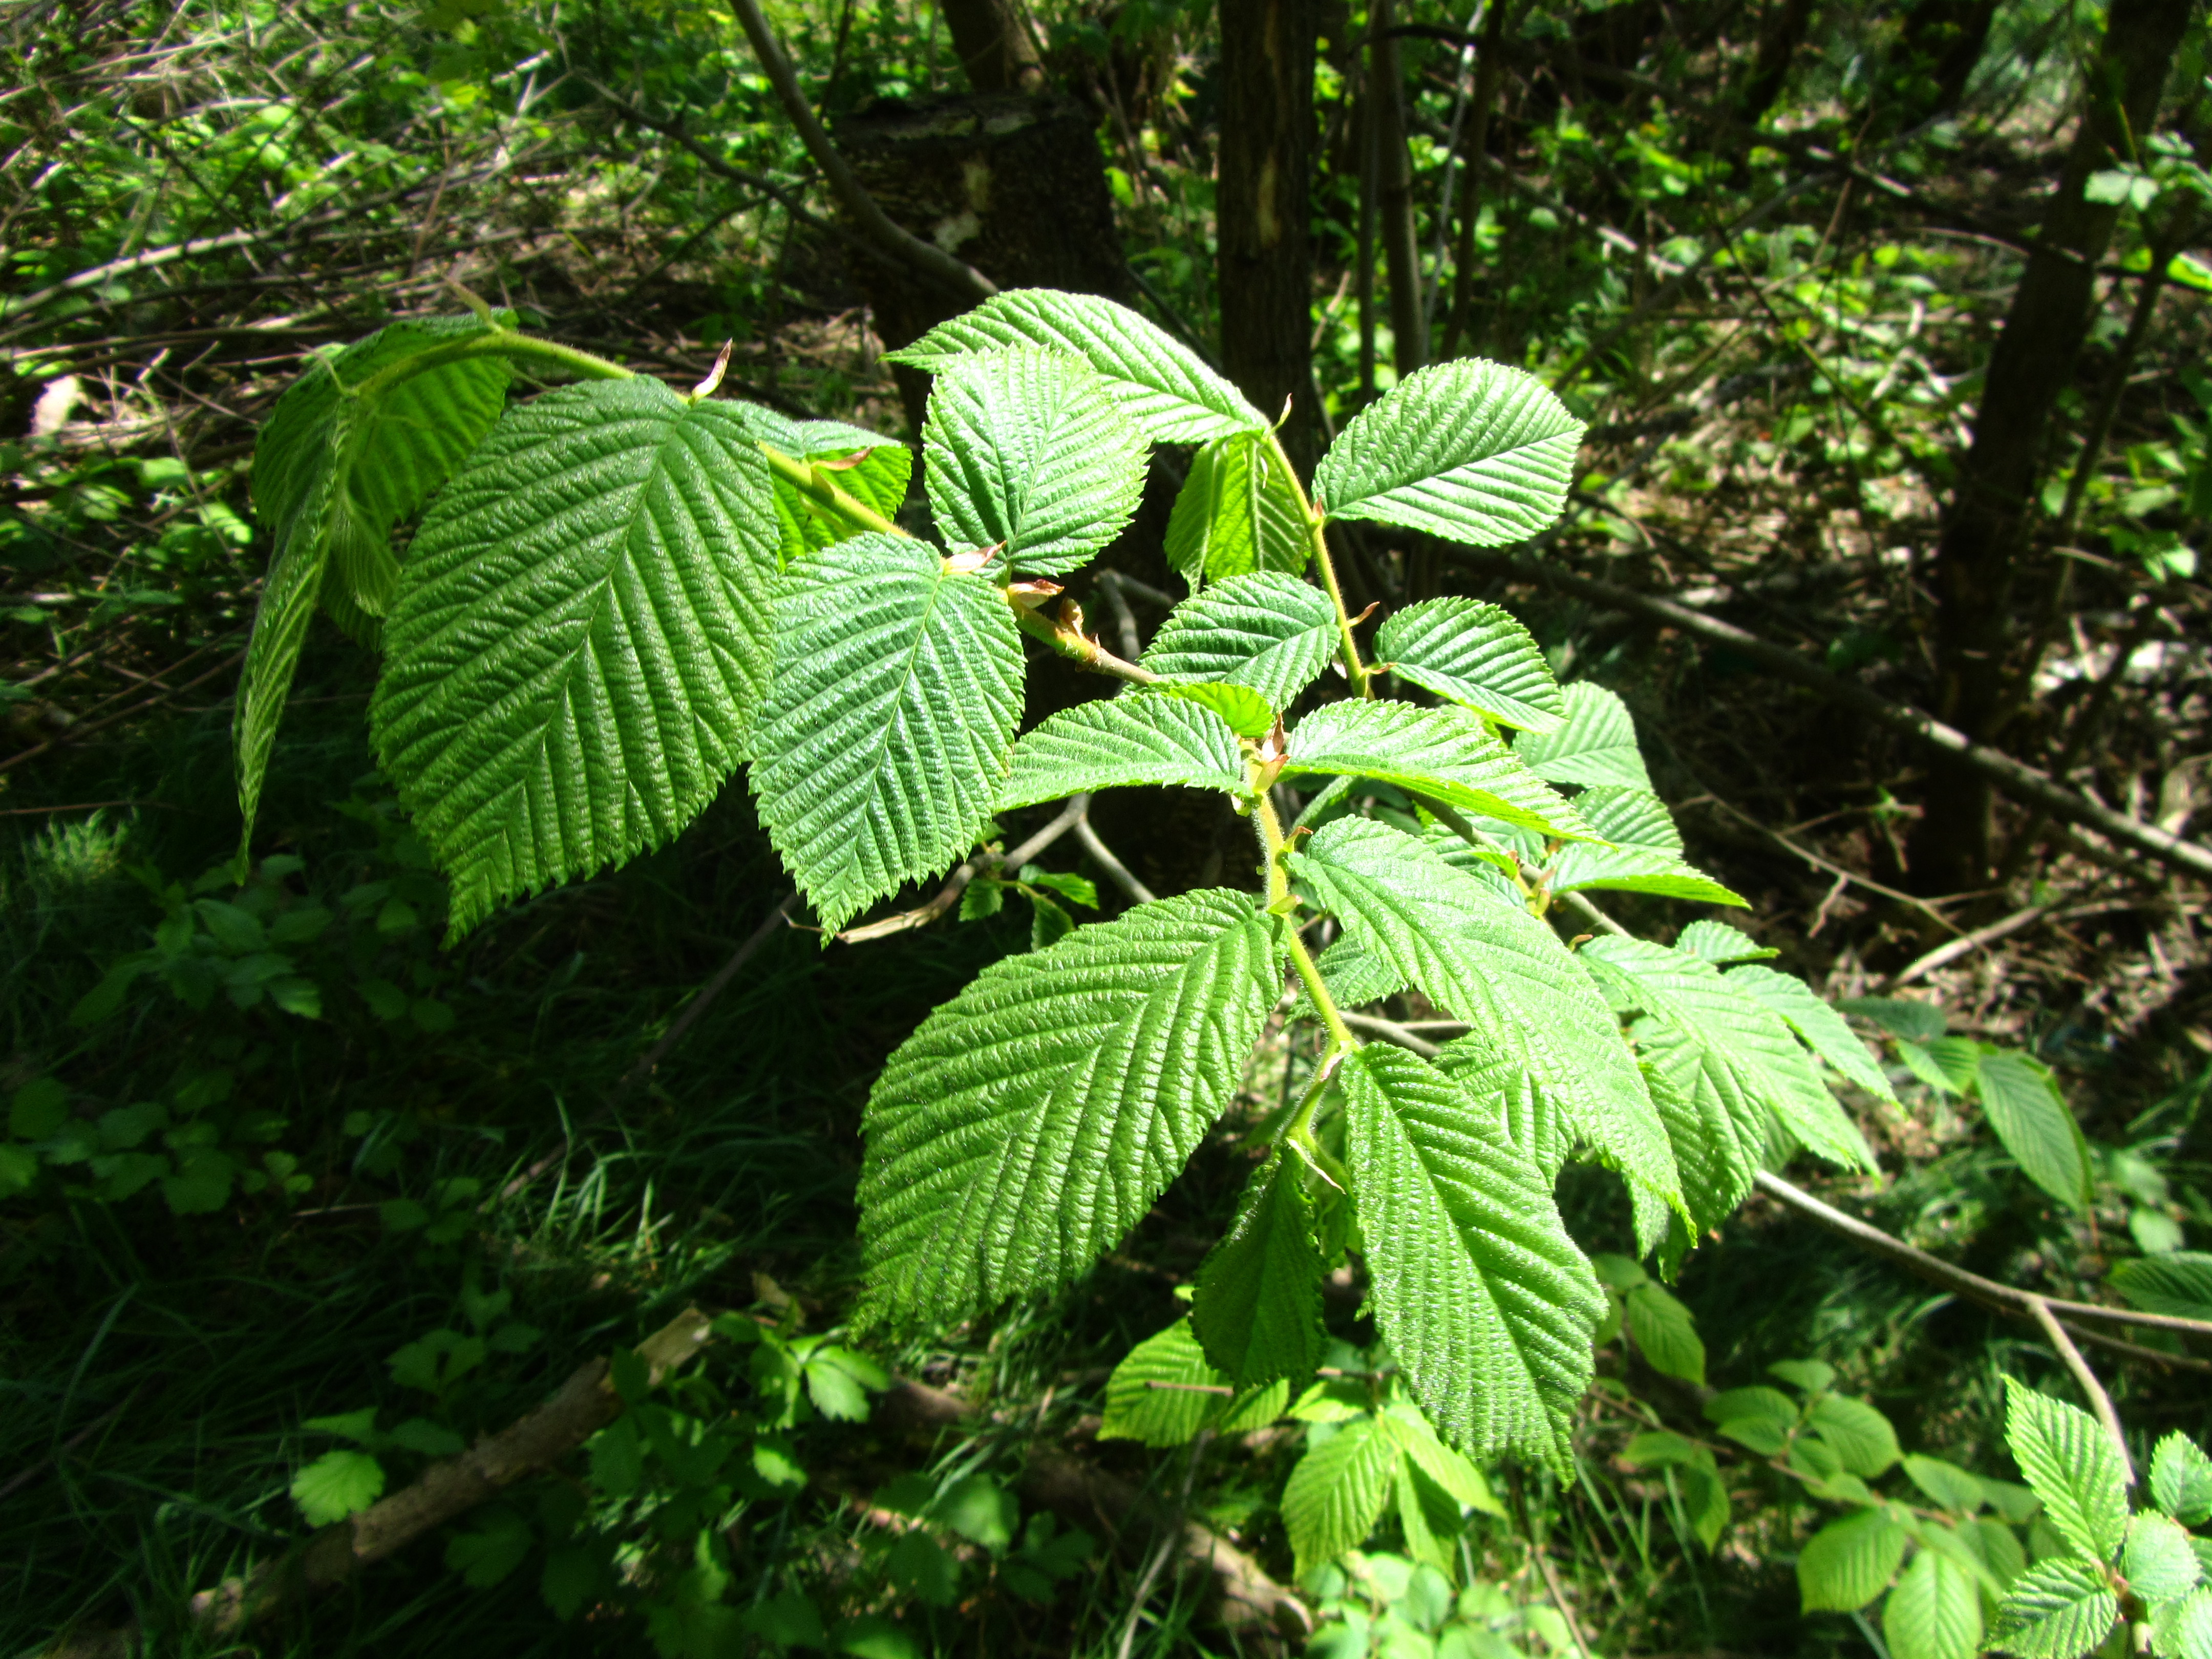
[
  {"xmin": 1339, "ymin": 1010, "xmax": 1442, "ymax": 1056},
  {"xmin": 2026, "ymin": 1295, "xmax": 2135, "ymax": 1482},
  {"xmin": 836, "ymin": 795, "xmax": 1090, "ymax": 943},
  {"xmin": 1881, "ymin": 898, "xmax": 2137, "ymax": 990},
  {"xmin": 613, "ymin": 892, "xmax": 799, "ymax": 1096},
  {"xmin": 1077, "ymin": 815, "xmax": 1159, "ymax": 905}
]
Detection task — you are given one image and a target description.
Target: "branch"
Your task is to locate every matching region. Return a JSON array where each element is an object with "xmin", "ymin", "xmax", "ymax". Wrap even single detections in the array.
[
  {"xmin": 2026, "ymin": 1296, "xmax": 2135, "ymax": 1483},
  {"xmin": 614, "ymin": 892, "xmax": 798, "ymax": 1094},
  {"xmin": 726, "ymin": 0, "xmax": 995, "ymax": 306},
  {"xmin": 836, "ymin": 795, "xmax": 1091, "ymax": 943},
  {"xmin": 1076, "ymin": 815, "xmax": 1158, "ymax": 905},
  {"xmin": 1444, "ymin": 548, "xmax": 2212, "ymax": 883}
]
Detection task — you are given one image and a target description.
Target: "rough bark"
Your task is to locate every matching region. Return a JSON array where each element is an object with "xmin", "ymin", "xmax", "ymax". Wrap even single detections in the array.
[
  {"xmin": 1910, "ymin": 0, "xmax": 2190, "ymax": 892},
  {"xmin": 1218, "ymin": 0, "xmax": 1322, "ymax": 472},
  {"xmin": 938, "ymin": 0, "xmax": 1045, "ymax": 93}
]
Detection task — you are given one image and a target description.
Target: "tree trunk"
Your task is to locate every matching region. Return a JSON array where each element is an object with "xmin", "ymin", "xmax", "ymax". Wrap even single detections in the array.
[
  {"xmin": 1890, "ymin": 0, "xmax": 2001, "ymax": 127},
  {"xmin": 1909, "ymin": 0, "xmax": 2189, "ymax": 892},
  {"xmin": 1372, "ymin": 0, "xmax": 1426, "ymax": 379},
  {"xmin": 937, "ymin": 0, "xmax": 1045, "ymax": 93},
  {"xmin": 1217, "ymin": 0, "xmax": 1322, "ymax": 472}
]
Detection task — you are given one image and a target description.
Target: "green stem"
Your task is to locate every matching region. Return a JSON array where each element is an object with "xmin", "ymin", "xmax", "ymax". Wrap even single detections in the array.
[
  {"xmin": 758, "ymin": 444, "xmax": 906, "ymax": 538},
  {"xmin": 1264, "ymin": 427, "xmax": 1373, "ymax": 699},
  {"xmin": 352, "ymin": 329, "xmax": 635, "ymax": 405},
  {"xmin": 1253, "ymin": 771, "xmax": 1357, "ymax": 1063}
]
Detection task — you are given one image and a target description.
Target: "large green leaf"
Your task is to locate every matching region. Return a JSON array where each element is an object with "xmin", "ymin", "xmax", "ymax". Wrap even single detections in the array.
[
  {"xmin": 1548, "ymin": 786, "xmax": 1747, "ymax": 906},
  {"xmin": 1990, "ymin": 1559, "xmax": 2120, "ymax": 1659},
  {"xmin": 1374, "ymin": 597, "xmax": 1565, "ymax": 733},
  {"xmin": 1140, "ymin": 572, "xmax": 1339, "ymax": 710},
  {"xmin": 922, "ymin": 347, "xmax": 1147, "ymax": 577},
  {"xmin": 997, "ymin": 694, "xmax": 1251, "ymax": 811},
  {"xmin": 1098, "ymin": 1316, "xmax": 1287, "ymax": 1447},
  {"xmin": 1338, "ymin": 1044, "xmax": 1606, "ymax": 1464},
  {"xmin": 1192, "ymin": 1148, "xmax": 1327, "ymax": 1387},
  {"xmin": 2124, "ymin": 1514, "xmax": 2203, "ymax": 1604},
  {"xmin": 1311, "ymin": 359, "xmax": 1581, "ymax": 545},
  {"xmin": 370, "ymin": 379, "xmax": 780, "ymax": 938},
  {"xmin": 1885, "ymin": 1546, "xmax": 1984, "ymax": 1659},
  {"xmin": 1435, "ymin": 1027, "xmax": 1566, "ymax": 1179},
  {"xmin": 858, "ymin": 890, "xmax": 1280, "ymax": 1329},
  {"xmin": 1975, "ymin": 1051, "xmax": 2092, "ymax": 1212},
  {"xmin": 1293, "ymin": 817, "xmax": 1678, "ymax": 1204},
  {"xmin": 749, "ymin": 410, "xmax": 912, "ymax": 564},
  {"xmin": 2003, "ymin": 1378, "xmax": 2129, "ymax": 1565},
  {"xmin": 240, "ymin": 315, "xmax": 513, "ymax": 849},
  {"xmin": 1797, "ymin": 1507, "xmax": 1909, "ymax": 1611},
  {"xmin": 1163, "ymin": 429, "xmax": 1310, "ymax": 585},
  {"xmin": 1580, "ymin": 937, "xmax": 1876, "ymax": 1211},
  {"xmin": 752, "ymin": 533, "xmax": 1024, "ymax": 932},
  {"xmin": 1282, "ymin": 699, "xmax": 1593, "ymax": 840},
  {"xmin": 1513, "ymin": 683, "xmax": 1652, "ymax": 790},
  {"xmin": 885, "ymin": 289, "xmax": 1267, "ymax": 444},
  {"xmin": 1727, "ymin": 965, "xmax": 1900, "ymax": 1104},
  {"xmin": 1282, "ymin": 1415, "xmax": 1398, "ymax": 1578}
]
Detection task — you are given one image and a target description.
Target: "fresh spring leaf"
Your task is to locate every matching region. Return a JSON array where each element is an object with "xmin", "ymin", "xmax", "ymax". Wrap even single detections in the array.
[
  {"xmin": 1293, "ymin": 816, "xmax": 1679, "ymax": 1204},
  {"xmin": 1164, "ymin": 428, "xmax": 1310, "ymax": 585},
  {"xmin": 2003, "ymin": 1378, "xmax": 2130, "ymax": 1564},
  {"xmin": 752, "ymin": 533, "xmax": 1024, "ymax": 933},
  {"xmin": 1676, "ymin": 919, "xmax": 1777, "ymax": 963},
  {"xmin": 1337, "ymin": 1044, "xmax": 1606, "ymax": 1465},
  {"xmin": 1513, "ymin": 682, "xmax": 1652, "ymax": 790},
  {"xmin": 1374, "ymin": 597, "xmax": 1565, "ymax": 733},
  {"xmin": 1548, "ymin": 786, "xmax": 1747, "ymax": 907},
  {"xmin": 1140, "ymin": 571, "xmax": 1338, "ymax": 709},
  {"xmin": 886, "ymin": 289, "xmax": 1268, "ymax": 444},
  {"xmin": 997, "ymin": 693, "xmax": 1250, "ymax": 811},
  {"xmin": 1728, "ymin": 965, "xmax": 1900, "ymax": 1104},
  {"xmin": 2150, "ymin": 1431, "xmax": 2212, "ymax": 1525},
  {"xmin": 368, "ymin": 378, "xmax": 780, "ymax": 939},
  {"xmin": 2109, "ymin": 1253, "xmax": 2212, "ymax": 1324},
  {"xmin": 1974, "ymin": 1050, "xmax": 2092, "ymax": 1211},
  {"xmin": 1797, "ymin": 1507, "xmax": 1910, "ymax": 1612},
  {"xmin": 923, "ymin": 346, "xmax": 1147, "ymax": 577},
  {"xmin": 1282, "ymin": 699, "xmax": 1593, "ymax": 841},
  {"xmin": 1282, "ymin": 1414, "xmax": 1398, "ymax": 1579},
  {"xmin": 1990, "ymin": 1558, "xmax": 2120, "ymax": 1659},
  {"xmin": 291, "ymin": 1448, "xmax": 386, "ymax": 1526},
  {"xmin": 1156, "ymin": 680, "xmax": 1276, "ymax": 738},
  {"xmin": 1886, "ymin": 1545, "xmax": 1984, "ymax": 1659},
  {"xmin": 1311, "ymin": 359, "xmax": 1581, "ymax": 546},
  {"xmin": 1099, "ymin": 1316, "xmax": 1286, "ymax": 1445},
  {"xmin": 239, "ymin": 317, "xmax": 512, "ymax": 851},
  {"xmin": 2125, "ymin": 1513, "xmax": 2204, "ymax": 1603},
  {"xmin": 1191, "ymin": 1147, "xmax": 1327, "ymax": 1387},
  {"xmin": 857, "ymin": 890, "xmax": 1280, "ymax": 1329}
]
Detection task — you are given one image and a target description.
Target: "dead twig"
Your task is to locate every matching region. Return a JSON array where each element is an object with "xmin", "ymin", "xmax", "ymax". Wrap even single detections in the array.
[{"xmin": 2026, "ymin": 1296, "xmax": 2135, "ymax": 1483}]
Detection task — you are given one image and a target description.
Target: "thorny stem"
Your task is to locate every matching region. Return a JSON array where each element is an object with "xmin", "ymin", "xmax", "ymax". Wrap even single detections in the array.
[{"xmin": 1264, "ymin": 427, "xmax": 1373, "ymax": 699}]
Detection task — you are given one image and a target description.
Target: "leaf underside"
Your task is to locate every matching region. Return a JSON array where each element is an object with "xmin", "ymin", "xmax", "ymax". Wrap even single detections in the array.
[{"xmin": 1164, "ymin": 429, "xmax": 1310, "ymax": 586}]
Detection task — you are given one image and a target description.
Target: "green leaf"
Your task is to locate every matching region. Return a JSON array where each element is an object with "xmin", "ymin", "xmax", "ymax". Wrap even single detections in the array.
[
  {"xmin": 1338, "ymin": 1044, "xmax": 1605, "ymax": 1464},
  {"xmin": 1770, "ymin": 1357, "xmax": 1836, "ymax": 1393},
  {"xmin": 750, "ymin": 412, "xmax": 912, "ymax": 564},
  {"xmin": 887, "ymin": 1531, "xmax": 959, "ymax": 1606},
  {"xmin": 1548, "ymin": 787, "xmax": 1747, "ymax": 907},
  {"xmin": 2151, "ymin": 1589, "xmax": 2212, "ymax": 1659},
  {"xmin": 1625, "ymin": 1282, "xmax": 1706, "ymax": 1384},
  {"xmin": 10, "ymin": 1077, "xmax": 68, "ymax": 1140},
  {"xmin": 1294, "ymin": 817, "xmax": 1677, "ymax": 1201},
  {"xmin": 1974, "ymin": 1051, "xmax": 2092, "ymax": 1211},
  {"xmin": 997, "ymin": 693, "xmax": 1250, "ymax": 811},
  {"xmin": 1282, "ymin": 699, "xmax": 1593, "ymax": 840},
  {"xmin": 1140, "ymin": 572, "xmax": 1338, "ymax": 709},
  {"xmin": 2111, "ymin": 1253, "xmax": 2212, "ymax": 1323},
  {"xmin": 1157, "ymin": 680, "xmax": 1276, "ymax": 738},
  {"xmin": 446, "ymin": 1507, "xmax": 534, "ymax": 1588},
  {"xmin": 2150, "ymin": 1432, "xmax": 2212, "ymax": 1525},
  {"xmin": 938, "ymin": 1475, "xmax": 1019, "ymax": 1551},
  {"xmin": 922, "ymin": 346, "xmax": 1147, "ymax": 577},
  {"xmin": 1798, "ymin": 1507, "xmax": 1910, "ymax": 1612},
  {"xmin": 1677, "ymin": 919, "xmax": 1777, "ymax": 963},
  {"xmin": 1808, "ymin": 1394, "xmax": 1902, "ymax": 1478},
  {"xmin": 2004, "ymin": 1378, "xmax": 2129, "ymax": 1564},
  {"xmin": 859, "ymin": 890, "xmax": 1279, "ymax": 1329},
  {"xmin": 303, "ymin": 1407, "xmax": 381, "ymax": 1444},
  {"xmin": 1906, "ymin": 1455, "xmax": 1993, "ymax": 1515},
  {"xmin": 2127, "ymin": 1514, "xmax": 2204, "ymax": 1603},
  {"xmin": 292, "ymin": 1448, "xmax": 386, "ymax": 1526},
  {"xmin": 1991, "ymin": 1558, "xmax": 2120, "ymax": 1658},
  {"xmin": 1886, "ymin": 1545, "xmax": 1984, "ymax": 1659},
  {"xmin": 1192, "ymin": 1148, "xmax": 1326, "ymax": 1387},
  {"xmin": 752, "ymin": 534, "xmax": 1024, "ymax": 933},
  {"xmin": 1374, "ymin": 598, "xmax": 1564, "ymax": 733},
  {"xmin": 1312, "ymin": 360, "xmax": 1579, "ymax": 545},
  {"xmin": 1704, "ymin": 1386, "xmax": 1799, "ymax": 1429},
  {"xmin": 1099, "ymin": 1316, "xmax": 1284, "ymax": 1445},
  {"xmin": 1512, "ymin": 682, "xmax": 1651, "ymax": 790},
  {"xmin": 1282, "ymin": 1415, "xmax": 1399, "ymax": 1578},
  {"xmin": 1164, "ymin": 429, "xmax": 1311, "ymax": 585},
  {"xmin": 369, "ymin": 378, "xmax": 781, "ymax": 938},
  {"xmin": 886, "ymin": 290, "xmax": 1267, "ymax": 444},
  {"xmin": 1840, "ymin": 996, "xmax": 1948, "ymax": 1044},
  {"xmin": 1728, "ymin": 965, "xmax": 1901, "ymax": 1104}
]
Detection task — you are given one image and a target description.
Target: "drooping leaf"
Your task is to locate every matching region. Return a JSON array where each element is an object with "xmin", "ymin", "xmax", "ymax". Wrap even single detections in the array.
[
  {"xmin": 1990, "ymin": 1558, "xmax": 2120, "ymax": 1658},
  {"xmin": 923, "ymin": 346, "xmax": 1147, "ymax": 577},
  {"xmin": 2111, "ymin": 1253, "xmax": 2212, "ymax": 1322},
  {"xmin": 1899, "ymin": 1035, "xmax": 1984, "ymax": 1097},
  {"xmin": 1164, "ymin": 430, "xmax": 1310, "ymax": 585},
  {"xmin": 752, "ymin": 534, "xmax": 1024, "ymax": 932},
  {"xmin": 2003, "ymin": 1378, "xmax": 2130, "ymax": 1565},
  {"xmin": 369, "ymin": 378, "xmax": 781, "ymax": 938},
  {"xmin": 1099, "ymin": 1316, "xmax": 1286, "ymax": 1446},
  {"xmin": 1379, "ymin": 1403, "xmax": 1506, "ymax": 1516},
  {"xmin": 1293, "ymin": 817, "xmax": 1678, "ymax": 1203},
  {"xmin": 1311, "ymin": 359, "xmax": 1581, "ymax": 546},
  {"xmin": 1338, "ymin": 1044, "xmax": 1606, "ymax": 1464},
  {"xmin": 1885, "ymin": 1545, "xmax": 1984, "ymax": 1659},
  {"xmin": 1548, "ymin": 786, "xmax": 1747, "ymax": 906},
  {"xmin": 1975, "ymin": 1051, "xmax": 2092, "ymax": 1212},
  {"xmin": 1374, "ymin": 598, "xmax": 1565, "ymax": 733},
  {"xmin": 1140, "ymin": 572, "xmax": 1339, "ymax": 709},
  {"xmin": 2150, "ymin": 1431, "xmax": 2212, "ymax": 1525},
  {"xmin": 885, "ymin": 289, "xmax": 1268, "ymax": 444},
  {"xmin": 1513, "ymin": 683, "xmax": 1652, "ymax": 790},
  {"xmin": 1797, "ymin": 1507, "xmax": 1910, "ymax": 1612},
  {"xmin": 858, "ymin": 891, "xmax": 1280, "ymax": 1329},
  {"xmin": 1192, "ymin": 1148, "xmax": 1327, "ymax": 1387},
  {"xmin": 1727, "ymin": 965, "xmax": 1900, "ymax": 1104},
  {"xmin": 997, "ymin": 694, "xmax": 1251, "ymax": 811},
  {"xmin": 1282, "ymin": 1414, "xmax": 1398, "ymax": 1578},
  {"xmin": 1282, "ymin": 700, "xmax": 1593, "ymax": 841}
]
